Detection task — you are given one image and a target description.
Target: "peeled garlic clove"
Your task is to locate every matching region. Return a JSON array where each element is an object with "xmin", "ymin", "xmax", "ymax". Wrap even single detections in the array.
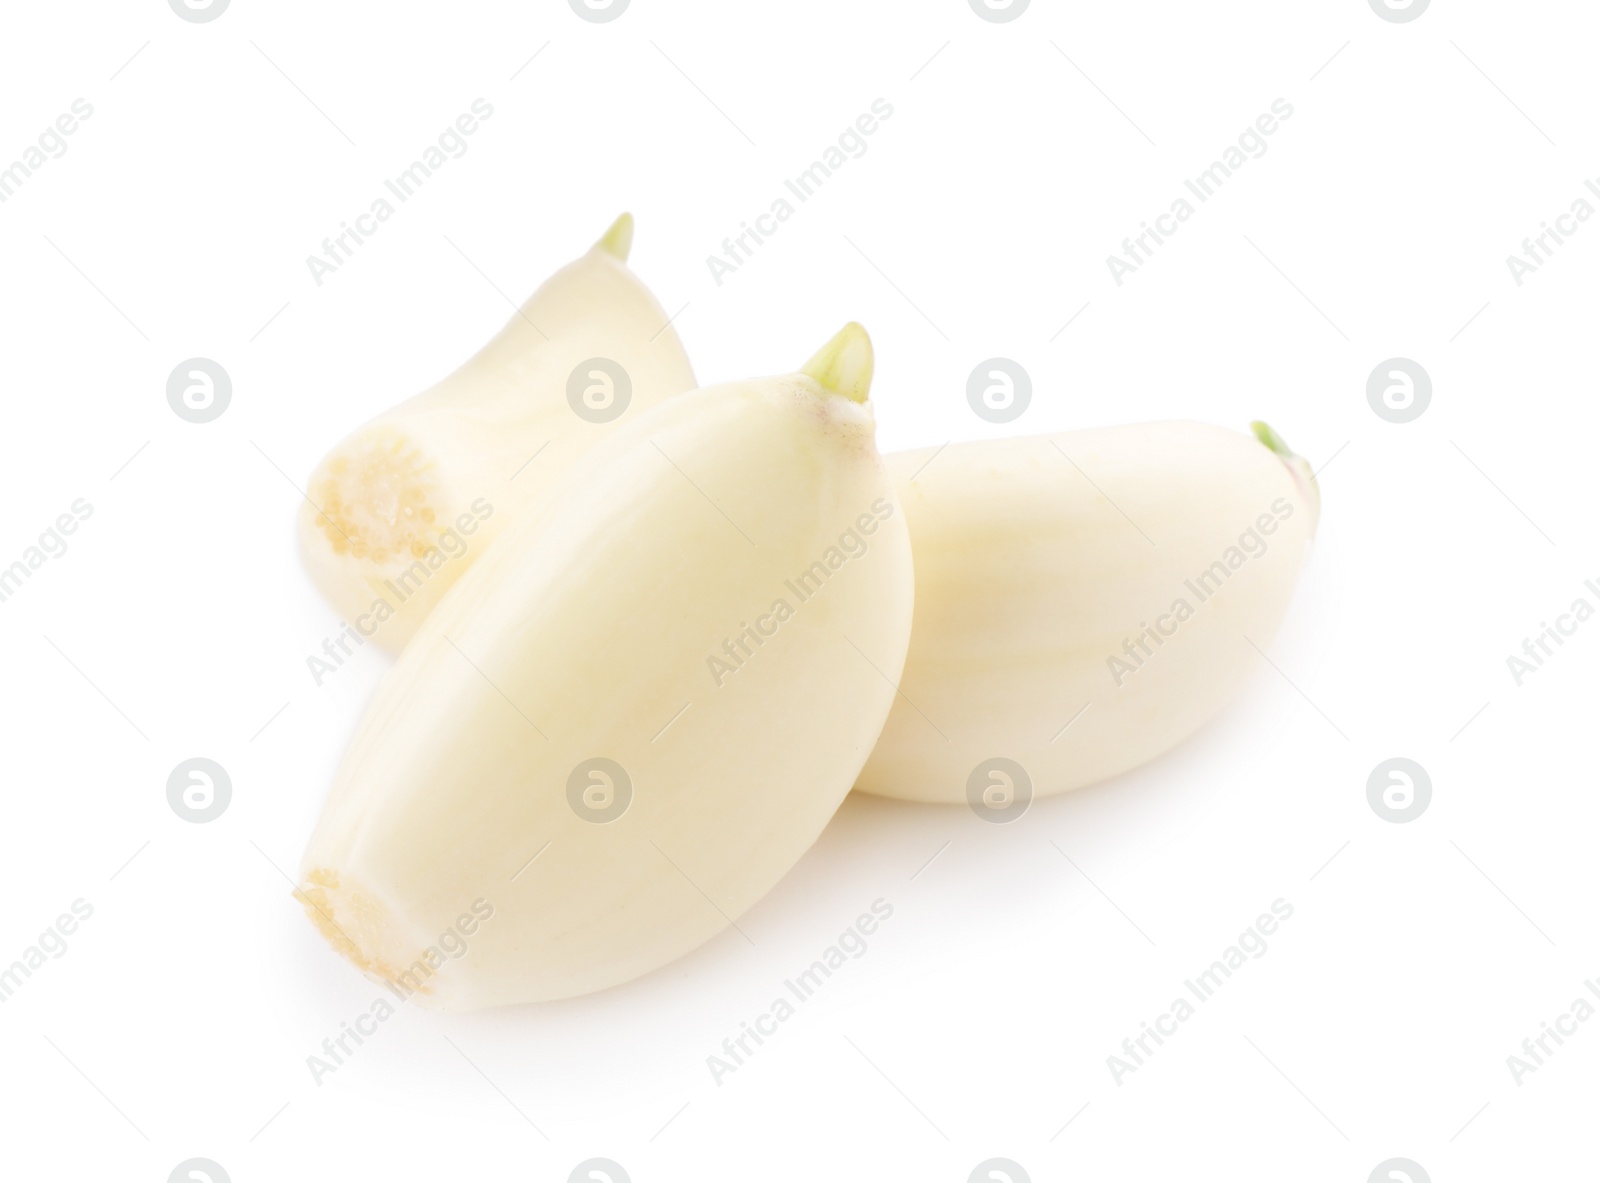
[
  {"xmin": 854, "ymin": 420, "xmax": 1318, "ymax": 805},
  {"xmin": 298, "ymin": 324, "xmax": 914, "ymax": 1008},
  {"xmin": 298, "ymin": 213, "xmax": 696, "ymax": 651}
]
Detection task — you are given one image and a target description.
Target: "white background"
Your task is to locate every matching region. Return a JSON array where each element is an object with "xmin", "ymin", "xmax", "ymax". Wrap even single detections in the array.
[{"xmin": 0, "ymin": 0, "xmax": 1595, "ymax": 1179}]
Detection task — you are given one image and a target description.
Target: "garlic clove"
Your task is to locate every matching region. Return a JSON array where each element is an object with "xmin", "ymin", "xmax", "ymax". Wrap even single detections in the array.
[
  {"xmin": 855, "ymin": 420, "xmax": 1319, "ymax": 805},
  {"xmin": 298, "ymin": 325, "xmax": 914, "ymax": 1008},
  {"xmin": 298, "ymin": 214, "xmax": 696, "ymax": 651}
]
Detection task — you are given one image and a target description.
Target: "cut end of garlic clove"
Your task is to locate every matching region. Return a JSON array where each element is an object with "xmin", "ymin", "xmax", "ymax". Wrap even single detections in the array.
[
  {"xmin": 594, "ymin": 212, "xmax": 634, "ymax": 261},
  {"xmin": 309, "ymin": 425, "xmax": 442, "ymax": 564},
  {"xmin": 296, "ymin": 868, "xmax": 442, "ymax": 1001},
  {"xmin": 1251, "ymin": 419, "xmax": 1320, "ymax": 536},
  {"xmin": 801, "ymin": 321, "xmax": 874, "ymax": 405}
]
